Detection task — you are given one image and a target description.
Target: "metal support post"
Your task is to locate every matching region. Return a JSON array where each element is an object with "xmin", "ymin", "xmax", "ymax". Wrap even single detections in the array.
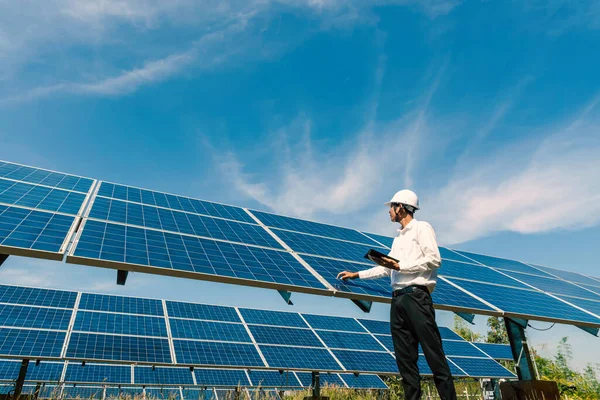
[
  {"xmin": 117, "ymin": 270, "xmax": 128, "ymax": 285},
  {"xmin": 313, "ymin": 371, "xmax": 320, "ymax": 398},
  {"xmin": 34, "ymin": 382, "xmax": 41, "ymax": 400},
  {"xmin": 13, "ymin": 359, "xmax": 30, "ymax": 399},
  {"xmin": 505, "ymin": 317, "xmax": 536, "ymax": 380}
]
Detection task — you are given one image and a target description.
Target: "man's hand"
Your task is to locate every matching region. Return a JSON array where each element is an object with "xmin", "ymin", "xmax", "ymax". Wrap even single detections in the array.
[
  {"xmin": 336, "ymin": 271, "xmax": 359, "ymax": 281},
  {"xmin": 377, "ymin": 256, "xmax": 400, "ymax": 271}
]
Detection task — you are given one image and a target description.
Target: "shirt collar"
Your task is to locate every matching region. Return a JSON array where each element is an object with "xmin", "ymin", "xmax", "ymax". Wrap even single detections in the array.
[{"xmin": 398, "ymin": 218, "xmax": 416, "ymax": 234}]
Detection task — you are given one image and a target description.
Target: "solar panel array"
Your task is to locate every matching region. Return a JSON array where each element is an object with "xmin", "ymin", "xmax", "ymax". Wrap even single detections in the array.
[
  {"xmin": 0, "ymin": 284, "xmax": 514, "ymax": 379},
  {"xmin": 0, "ymin": 161, "xmax": 95, "ymax": 260},
  {"xmin": 2, "ymin": 160, "xmax": 598, "ymax": 330}
]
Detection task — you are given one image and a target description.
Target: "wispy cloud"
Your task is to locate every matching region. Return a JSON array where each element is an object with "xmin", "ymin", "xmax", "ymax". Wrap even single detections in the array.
[{"xmin": 427, "ymin": 94, "xmax": 600, "ymax": 245}]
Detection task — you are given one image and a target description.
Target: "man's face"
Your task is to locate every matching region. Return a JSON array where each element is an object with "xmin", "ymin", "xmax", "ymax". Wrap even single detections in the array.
[{"xmin": 389, "ymin": 204, "xmax": 401, "ymax": 221}]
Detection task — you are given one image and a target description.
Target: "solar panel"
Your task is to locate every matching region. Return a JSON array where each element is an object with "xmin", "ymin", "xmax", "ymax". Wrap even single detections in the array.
[
  {"xmin": 77, "ymin": 293, "xmax": 160, "ymax": 316},
  {"xmin": 167, "ymin": 302, "xmax": 240, "ymax": 323},
  {"xmin": 258, "ymin": 346, "xmax": 342, "ymax": 371},
  {"xmin": 0, "ymin": 328, "xmax": 65, "ymax": 358},
  {"xmin": 173, "ymin": 340, "xmax": 264, "ymax": 367},
  {"xmin": 500, "ymin": 271, "xmax": 600, "ymax": 300},
  {"xmin": 135, "ymin": 366, "xmax": 194, "ymax": 385},
  {"xmin": 442, "ymin": 358, "xmax": 468, "ymax": 377},
  {"xmin": 74, "ymin": 311, "xmax": 167, "ymax": 337},
  {"xmin": 238, "ymin": 309, "xmax": 307, "ymax": 328},
  {"xmin": 553, "ymin": 297, "xmax": 600, "ymax": 318},
  {"xmin": 438, "ymin": 327, "xmax": 464, "ymax": 341},
  {"xmin": 339, "ymin": 373, "xmax": 388, "ymax": 389},
  {"xmin": 331, "ymin": 350, "xmax": 397, "ymax": 374},
  {"xmin": 66, "ymin": 333, "xmax": 172, "ymax": 363},
  {"xmin": 452, "ymin": 250, "xmax": 553, "ymax": 277},
  {"xmin": 183, "ymin": 388, "xmax": 217, "ymax": 400},
  {"xmin": 302, "ymin": 314, "xmax": 366, "ymax": 333},
  {"xmin": 194, "ymin": 369, "xmax": 250, "ymax": 387},
  {"xmin": 449, "ymin": 279, "xmax": 600, "ymax": 325},
  {"xmin": 89, "ymin": 197, "xmax": 283, "ymax": 249},
  {"xmin": 359, "ymin": 232, "xmax": 393, "ymax": 248},
  {"xmin": 62, "ymin": 386, "xmax": 104, "ymax": 399},
  {"xmin": 97, "ymin": 182, "xmax": 255, "ymax": 224},
  {"xmin": 0, "ymin": 304, "xmax": 72, "ymax": 330},
  {"xmin": 69, "ymin": 220, "xmax": 327, "ymax": 291},
  {"xmin": 65, "ymin": 363, "xmax": 131, "ymax": 384},
  {"xmin": 246, "ymin": 370, "xmax": 302, "ymax": 387},
  {"xmin": 0, "ymin": 162, "xmax": 94, "ymax": 193},
  {"xmin": 531, "ymin": 264, "xmax": 592, "ymax": 286},
  {"xmin": 249, "ymin": 210, "xmax": 380, "ymax": 246},
  {"xmin": 25, "ymin": 361, "xmax": 64, "ymax": 382},
  {"xmin": 315, "ymin": 331, "xmax": 386, "ymax": 351},
  {"xmin": 0, "ymin": 179, "xmax": 87, "ymax": 215},
  {"xmin": 295, "ymin": 372, "xmax": 346, "ymax": 388},
  {"xmin": 145, "ymin": 387, "xmax": 182, "ymax": 399},
  {"xmin": 439, "ymin": 341, "xmax": 488, "ymax": 358},
  {"xmin": 471, "ymin": 343, "xmax": 513, "ymax": 361},
  {"xmin": 430, "ymin": 279, "xmax": 498, "ymax": 314},
  {"xmin": 371, "ymin": 335, "xmax": 393, "ymax": 352},
  {"xmin": 438, "ymin": 259, "xmax": 530, "ymax": 289},
  {"xmin": 169, "ymin": 319, "xmax": 251, "ymax": 342},
  {"xmin": 0, "ymin": 285, "xmax": 77, "ymax": 309},
  {"xmin": 248, "ymin": 326, "xmax": 323, "ymax": 347},
  {"xmin": 447, "ymin": 357, "xmax": 514, "ymax": 378},
  {"xmin": 0, "ymin": 360, "xmax": 20, "ymax": 381}
]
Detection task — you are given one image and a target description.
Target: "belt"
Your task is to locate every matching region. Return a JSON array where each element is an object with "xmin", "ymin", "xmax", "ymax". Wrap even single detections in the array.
[{"xmin": 392, "ymin": 285, "xmax": 429, "ymax": 298}]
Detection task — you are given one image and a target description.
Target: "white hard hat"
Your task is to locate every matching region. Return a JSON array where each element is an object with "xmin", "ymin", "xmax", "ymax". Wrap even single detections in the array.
[{"xmin": 384, "ymin": 189, "xmax": 419, "ymax": 210}]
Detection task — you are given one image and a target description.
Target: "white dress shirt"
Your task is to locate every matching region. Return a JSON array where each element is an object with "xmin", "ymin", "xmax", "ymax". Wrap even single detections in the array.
[{"xmin": 358, "ymin": 219, "xmax": 441, "ymax": 293}]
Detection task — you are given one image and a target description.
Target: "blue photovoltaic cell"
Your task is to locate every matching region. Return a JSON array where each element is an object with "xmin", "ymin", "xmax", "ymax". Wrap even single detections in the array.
[
  {"xmin": 531, "ymin": 265, "xmax": 591, "ymax": 286},
  {"xmin": 441, "ymin": 341, "xmax": 488, "ymax": 358},
  {"xmin": 441, "ymin": 358, "xmax": 469, "ymax": 377},
  {"xmin": 332, "ymin": 350, "xmax": 397, "ymax": 373},
  {"xmin": 438, "ymin": 260, "xmax": 529, "ymax": 289},
  {"xmin": 173, "ymin": 340, "xmax": 264, "ymax": 367},
  {"xmin": 249, "ymin": 210, "xmax": 379, "ymax": 246},
  {"xmin": 453, "ymin": 250, "xmax": 553, "ymax": 277},
  {"xmin": 89, "ymin": 197, "xmax": 282, "ymax": 250},
  {"xmin": 167, "ymin": 302, "xmax": 240, "ymax": 323},
  {"xmin": 316, "ymin": 331, "xmax": 386, "ymax": 351},
  {"xmin": 247, "ymin": 370, "xmax": 302, "ymax": 387},
  {"xmin": 372, "ymin": 335, "xmax": 394, "ymax": 352},
  {"xmin": 145, "ymin": 388, "xmax": 182, "ymax": 399},
  {"xmin": 0, "ymin": 285, "xmax": 76, "ymax": 309},
  {"xmin": 105, "ymin": 388, "xmax": 145, "ymax": 398},
  {"xmin": 97, "ymin": 182, "xmax": 254, "ymax": 224},
  {"xmin": 579, "ymin": 284, "xmax": 600, "ymax": 296},
  {"xmin": 135, "ymin": 366, "xmax": 194, "ymax": 385},
  {"xmin": 554, "ymin": 296, "xmax": 600, "ymax": 318},
  {"xmin": 472, "ymin": 343, "xmax": 513, "ymax": 360},
  {"xmin": 0, "ymin": 205, "xmax": 74, "ymax": 254},
  {"xmin": 65, "ymin": 363, "xmax": 131, "ymax": 384},
  {"xmin": 448, "ymin": 357, "xmax": 514, "ymax": 378},
  {"xmin": 0, "ymin": 163, "xmax": 93, "ymax": 194},
  {"xmin": 238, "ymin": 309, "xmax": 308, "ymax": 328},
  {"xmin": 66, "ymin": 333, "xmax": 171, "ymax": 363},
  {"xmin": 439, "ymin": 247, "xmax": 479, "ymax": 264},
  {"xmin": 357, "ymin": 319, "xmax": 390, "ymax": 335},
  {"xmin": 339, "ymin": 374, "xmax": 388, "ymax": 389},
  {"xmin": 0, "ymin": 304, "xmax": 72, "ymax": 330},
  {"xmin": 300, "ymin": 255, "xmax": 391, "ymax": 298},
  {"xmin": 169, "ymin": 319, "xmax": 251, "ymax": 342},
  {"xmin": 439, "ymin": 327, "xmax": 464, "ymax": 341},
  {"xmin": 73, "ymin": 221, "xmax": 324, "ymax": 290},
  {"xmin": 450, "ymin": 279, "xmax": 600, "ymax": 324},
  {"xmin": 78, "ymin": 293, "xmax": 163, "ymax": 316},
  {"xmin": 302, "ymin": 314, "xmax": 366, "ymax": 333},
  {"xmin": 0, "ymin": 179, "xmax": 86, "ymax": 216},
  {"xmin": 432, "ymin": 279, "xmax": 496, "ymax": 312},
  {"xmin": 182, "ymin": 388, "xmax": 216, "ymax": 400},
  {"xmin": 360, "ymin": 232, "xmax": 393, "ymax": 248},
  {"xmin": 73, "ymin": 311, "xmax": 167, "ymax": 337},
  {"xmin": 295, "ymin": 372, "xmax": 345, "ymax": 387},
  {"xmin": 62, "ymin": 387, "xmax": 103, "ymax": 399},
  {"xmin": 502, "ymin": 271, "xmax": 600, "ymax": 300},
  {"xmin": 0, "ymin": 328, "xmax": 65, "ymax": 357},
  {"xmin": 249, "ymin": 326, "xmax": 322, "ymax": 347},
  {"xmin": 259, "ymin": 345, "xmax": 341, "ymax": 371},
  {"xmin": 0, "ymin": 360, "xmax": 20, "ymax": 380},
  {"xmin": 194, "ymin": 369, "xmax": 250, "ymax": 386},
  {"xmin": 0, "ymin": 360, "xmax": 62, "ymax": 382},
  {"xmin": 271, "ymin": 228, "xmax": 385, "ymax": 264}
]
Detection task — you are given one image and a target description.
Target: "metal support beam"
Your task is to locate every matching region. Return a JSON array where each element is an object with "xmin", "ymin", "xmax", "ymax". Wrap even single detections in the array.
[
  {"xmin": 117, "ymin": 270, "xmax": 128, "ymax": 286},
  {"xmin": 34, "ymin": 382, "xmax": 41, "ymax": 400},
  {"xmin": 454, "ymin": 312, "xmax": 475, "ymax": 324},
  {"xmin": 576, "ymin": 325, "xmax": 599, "ymax": 337},
  {"xmin": 277, "ymin": 290, "xmax": 293, "ymax": 305},
  {"xmin": 505, "ymin": 318, "xmax": 536, "ymax": 380},
  {"xmin": 13, "ymin": 359, "xmax": 30, "ymax": 399},
  {"xmin": 351, "ymin": 299, "xmax": 372, "ymax": 313},
  {"xmin": 312, "ymin": 371, "xmax": 320, "ymax": 398},
  {"xmin": 0, "ymin": 253, "xmax": 8, "ymax": 267}
]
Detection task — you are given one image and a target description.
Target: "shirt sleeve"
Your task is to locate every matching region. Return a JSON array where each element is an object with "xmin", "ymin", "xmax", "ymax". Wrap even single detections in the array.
[
  {"xmin": 358, "ymin": 266, "xmax": 391, "ymax": 280},
  {"xmin": 399, "ymin": 222, "xmax": 442, "ymax": 273}
]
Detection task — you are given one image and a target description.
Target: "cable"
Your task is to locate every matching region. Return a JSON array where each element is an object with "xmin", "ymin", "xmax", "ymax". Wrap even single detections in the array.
[{"xmin": 527, "ymin": 322, "xmax": 555, "ymax": 331}]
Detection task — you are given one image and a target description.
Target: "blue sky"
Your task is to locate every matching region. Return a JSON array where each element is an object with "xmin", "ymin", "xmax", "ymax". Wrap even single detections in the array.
[{"xmin": 1, "ymin": 0, "xmax": 600, "ymax": 371}]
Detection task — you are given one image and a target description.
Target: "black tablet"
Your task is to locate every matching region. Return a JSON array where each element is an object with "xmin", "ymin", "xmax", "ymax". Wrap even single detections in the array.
[{"xmin": 364, "ymin": 249, "xmax": 398, "ymax": 266}]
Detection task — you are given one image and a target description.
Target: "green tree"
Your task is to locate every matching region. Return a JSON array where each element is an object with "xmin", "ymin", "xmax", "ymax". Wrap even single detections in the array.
[
  {"xmin": 485, "ymin": 317, "xmax": 509, "ymax": 344},
  {"xmin": 452, "ymin": 315, "xmax": 483, "ymax": 342}
]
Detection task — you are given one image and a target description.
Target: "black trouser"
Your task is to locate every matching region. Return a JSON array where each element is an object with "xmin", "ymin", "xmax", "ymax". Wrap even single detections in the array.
[{"xmin": 390, "ymin": 286, "xmax": 457, "ymax": 400}]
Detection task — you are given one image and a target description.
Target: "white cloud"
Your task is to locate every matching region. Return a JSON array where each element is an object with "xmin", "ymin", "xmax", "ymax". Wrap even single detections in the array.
[{"xmin": 426, "ymin": 97, "xmax": 600, "ymax": 245}]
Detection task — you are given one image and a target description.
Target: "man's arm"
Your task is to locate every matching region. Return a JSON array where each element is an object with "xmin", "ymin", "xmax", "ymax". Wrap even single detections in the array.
[
  {"xmin": 398, "ymin": 222, "xmax": 441, "ymax": 273},
  {"xmin": 337, "ymin": 266, "xmax": 391, "ymax": 281}
]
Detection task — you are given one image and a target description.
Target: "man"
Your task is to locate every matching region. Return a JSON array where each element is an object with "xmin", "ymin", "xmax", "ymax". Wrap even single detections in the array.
[{"xmin": 337, "ymin": 189, "xmax": 457, "ymax": 400}]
